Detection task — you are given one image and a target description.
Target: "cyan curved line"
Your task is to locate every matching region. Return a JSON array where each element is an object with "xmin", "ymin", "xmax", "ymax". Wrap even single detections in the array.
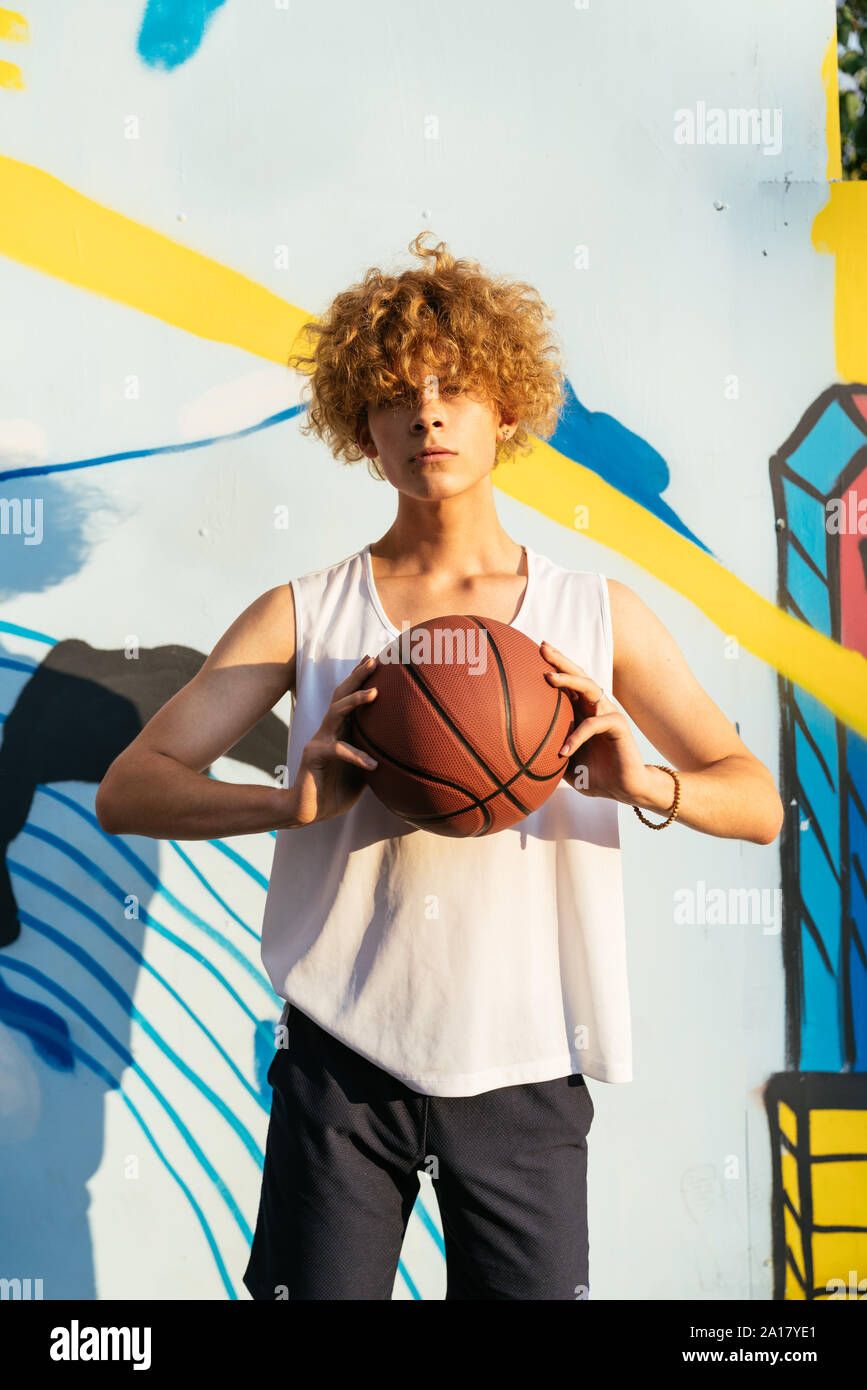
[
  {"xmin": 31, "ymin": 789, "xmax": 275, "ymax": 997},
  {"xmin": 11, "ymin": 832, "xmax": 267, "ymax": 1029},
  {"xmin": 9, "ymin": 856, "xmax": 269, "ymax": 1108},
  {"xmin": 412, "ymin": 1192, "xmax": 446, "ymax": 1258},
  {"xmin": 203, "ymin": 835, "xmax": 273, "ymax": 886},
  {"xmin": 0, "ymin": 405, "xmax": 306, "ymax": 484},
  {"xmin": 0, "ymin": 965, "xmax": 237, "ymax": 1298},
  {"xmin": 169, "ymin": 841, "xmax": 260, "ymax": 939},
  {"xmin": 397, "ymin": 1257, "xmax": 422, "ymax": 1300},
  {"xmin": 0, "ymin": 955, "xmax": 252, "ymax": 1244},
  {"xmin": 23, "ymin": 817, "xmax": 272, "ymax": 997},
  {"xmin": 18, "ymin": 907, "xmax": 264, "ymax": 1166},
  {"xmin": 0, "ymin": 621, "xmax": 55, "ymax": 645}
]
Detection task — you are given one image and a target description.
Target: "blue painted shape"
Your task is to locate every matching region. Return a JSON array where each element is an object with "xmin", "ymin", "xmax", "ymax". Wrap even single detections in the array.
[
  {"xmin": 10, "ymin": 855, "xmax": 267, "ymax": 1108},
  {"xmin": 137, "ymin": 0, "xmax": 229, "ymax": 71},
  {"xmin": 253, "ymin": 1018, "xmax": 277, "ymax": 1101},
  {"xmin": 0, "ymin": 656, "xmax": 40, "ymax": 674},
  {"xmin": 793, "ymin": 721, "xmax": 839, "ymax": 865},
  {"xmin": 785, "ymin": 397, "xmax": 867, "ymax": 495},
  {"xmin": 793, "ymin": 687, "xmax": 839, "ymax": 783},
  {"xmin": 848, "ymin": 842, "xmax": 867, "ymax": 1071},
  {"xmin": 781, "ymin": 394, "xmax": 867, "ymax": 1071},
  {"xmin": 798, "ymin": 826, "xmax": 841, "ymax": 973},
  {"xmin": 0, "ymin": 966, "xmax": 236, "ymax": 1297},
  {"xmin": 0, "ymin": 970, "xmax": 73, "ymax": 1069},
  {"xmin": 550, "ymin": 378, "xmax": 710, "ymax": 551},
  {"xmin": 799, "ymin": 923, "xmax": 842, "ymax": 1071},
  {"xmin": 786, "ymin": 542, "xmax": 832, "ymax": 636},
  {"xmin": 782, "ymin": 477, "xmax": 828, "ymax": 577},
  {"xmin": 851, "ymin": 948, "xmax": 867, "ymax": 1073}
]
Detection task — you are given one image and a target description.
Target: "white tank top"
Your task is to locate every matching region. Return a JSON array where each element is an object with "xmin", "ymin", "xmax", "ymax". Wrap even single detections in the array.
[{"xmin": 260, "ymin": 542, "xmax": 633, "ymax": 1096}]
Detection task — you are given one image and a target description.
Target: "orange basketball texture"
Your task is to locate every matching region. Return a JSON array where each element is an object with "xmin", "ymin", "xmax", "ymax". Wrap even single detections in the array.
[{"xmin": 350, "ymin": 615, "xmax": 575, "ymax": 837}]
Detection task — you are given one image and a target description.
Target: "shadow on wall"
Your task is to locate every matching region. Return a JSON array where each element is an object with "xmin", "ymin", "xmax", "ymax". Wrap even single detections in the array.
[{"xmin": 0, "ymin": 639, "xmax": 288, "ymax": 1297}]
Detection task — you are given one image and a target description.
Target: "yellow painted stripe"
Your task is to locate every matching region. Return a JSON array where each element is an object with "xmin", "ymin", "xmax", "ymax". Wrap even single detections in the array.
[
  {"xmin": 813, "ymin": 182, "xmax": 867, "ymax": 383},
  {"xmin": 496, "ymin": 439, "xmax": 867, "ymax": 738},
  {"xmin": 0, "ymin": 57, "xmax": 22, "ymax": 88},
  {"xmin": 1, "ymin": 152, "xmax": 866, "ymax": 736},
  {"xmin": 823, "ymin": 29, "xmax": 842, "ymax": 183},
  {"xmin": 0, "ymin": 154, "xmax": 311, "ymax": 365},
  {"xmin": 0, "ymin": 8, "xmax": 28, "ymax": 41}
]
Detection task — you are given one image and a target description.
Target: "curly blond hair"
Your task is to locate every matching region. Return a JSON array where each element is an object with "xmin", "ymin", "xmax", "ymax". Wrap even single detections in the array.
[{"xmin": 287, "ymin": 231, "xmax": 567, "ymax": 480}]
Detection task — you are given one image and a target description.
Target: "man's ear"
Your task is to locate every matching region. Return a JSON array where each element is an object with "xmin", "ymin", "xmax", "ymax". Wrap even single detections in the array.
[{"xmin": 355, "ymin": 410, "xmax": 374, "ymax": 457}]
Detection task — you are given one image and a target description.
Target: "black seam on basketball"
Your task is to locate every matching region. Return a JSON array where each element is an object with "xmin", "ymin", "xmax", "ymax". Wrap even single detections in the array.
[
  {"xmin": 353, "ymin": 721, "xmax": 550, "ymax": 822},
  {"xmin": 396, "ymin": 654, "xmax": 533, "ymax": 816},
  {"xmin": 403, "ymin": 799, "xmax": 493, "ymax": 836},
  {"xmin": 466, "ymin": 617, "xmax": 569, "ymax": 780}
]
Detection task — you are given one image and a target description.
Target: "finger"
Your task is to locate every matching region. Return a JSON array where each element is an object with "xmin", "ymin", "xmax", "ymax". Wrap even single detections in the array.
[
  {"xmin": 332, "ymin": 739, "xmax": 378, "ymax": 770},
  {"xmin": 545, "ymin": 669, "xmax": 607, "ymax": 704},
  {"xmin": 559, "ymin": 713, "xmax": 623, "ymax": 756},
  {"xmin": 320, "ymin": 687, "xmax": 377, "ymax": 736},
  {"xmin": 328, "ymin": 686, "xmax": 378, "ymax": 722}
]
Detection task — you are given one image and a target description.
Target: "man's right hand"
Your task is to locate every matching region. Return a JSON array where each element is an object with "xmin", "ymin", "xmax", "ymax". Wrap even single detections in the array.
[{"xmin": 284, "ymin": 656, "xmax": 379, "ymax": 827}]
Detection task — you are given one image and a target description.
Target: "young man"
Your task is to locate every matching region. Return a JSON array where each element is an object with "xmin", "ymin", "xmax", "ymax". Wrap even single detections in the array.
[{"xmin": 96, "ymin": 233, "xmax": 784, "ymax": 1301}]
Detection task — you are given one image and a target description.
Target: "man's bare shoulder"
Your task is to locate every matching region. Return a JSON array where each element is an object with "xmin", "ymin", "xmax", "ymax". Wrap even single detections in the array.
[
  {"xmin": 603, "ymin": 576, "xmax": 655, "ymax": 665},
  {"xmin": 204, "ymin": 582, "xmax": 297, "ymax": 687}
]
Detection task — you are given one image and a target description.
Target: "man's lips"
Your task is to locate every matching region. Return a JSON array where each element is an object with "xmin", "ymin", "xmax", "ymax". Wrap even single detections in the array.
[{"xmin": 411, "ymin": 448, "xmax": 456, "ymax": 460}]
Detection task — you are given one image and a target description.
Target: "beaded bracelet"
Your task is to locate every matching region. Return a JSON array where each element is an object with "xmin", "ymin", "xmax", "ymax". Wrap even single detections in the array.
[{"xmin": 632, "ymin": 764, "xmax": 681, "ymax": 829}]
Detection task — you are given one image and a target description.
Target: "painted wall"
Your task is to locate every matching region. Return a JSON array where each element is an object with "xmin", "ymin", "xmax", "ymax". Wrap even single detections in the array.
[{"xmin": 0, "ymin": 0, "xmax": 863, "ymax": 1299}]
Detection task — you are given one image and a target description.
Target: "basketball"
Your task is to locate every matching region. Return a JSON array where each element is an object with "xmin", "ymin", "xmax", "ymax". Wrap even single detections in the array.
[{"xmin": 349, "ymin": 614, "xmax": 575, "ymax": 837}]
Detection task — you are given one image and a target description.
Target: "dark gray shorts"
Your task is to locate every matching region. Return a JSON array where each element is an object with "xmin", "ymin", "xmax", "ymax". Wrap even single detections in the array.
[{"xmin": 243, "ymin": 1006, "xmax": 594, "ymax": 1301}]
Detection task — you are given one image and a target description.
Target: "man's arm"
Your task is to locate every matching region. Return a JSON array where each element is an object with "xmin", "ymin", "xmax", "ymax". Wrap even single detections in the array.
[
  {"xmin": 95, "ymin": 585, "xmax": 298, "ymax": 839},
  {"xmin": 606, "ymin": 578, "xmax": 784, "ymax": 845}
]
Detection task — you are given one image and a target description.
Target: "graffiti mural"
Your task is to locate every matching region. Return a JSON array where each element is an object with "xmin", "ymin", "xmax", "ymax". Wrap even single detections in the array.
[
  {"xmin": 764, "ymin": 382, "xmax": 867, "ymax": 1298},
  {"xmin": 0, "ymin": 0, "xmax": 861, "ymax": 1299}
]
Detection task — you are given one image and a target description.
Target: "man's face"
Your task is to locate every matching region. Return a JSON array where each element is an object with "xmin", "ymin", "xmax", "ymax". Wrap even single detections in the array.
[{"xmin": 357, "ymin": 365, "xmax": 510, "ymax": 500}]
